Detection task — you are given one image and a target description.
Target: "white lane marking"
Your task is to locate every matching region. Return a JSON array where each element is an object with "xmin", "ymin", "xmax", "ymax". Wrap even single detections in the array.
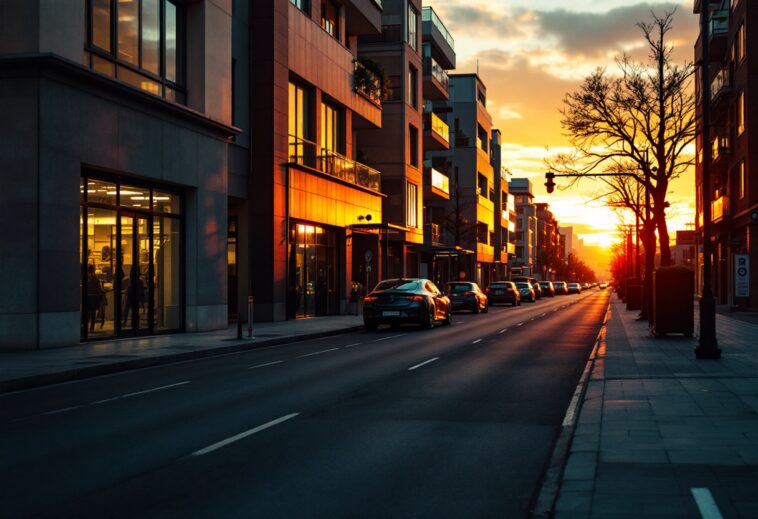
[
  {"xmin": 42, "ymin": 406, "xmax": 82, "ymax": 416},
  {"xmin": 516, "ymin": 322, "xmax": 524, "ymax": 327},
  {"xmin": 191, "ymin": 413, "xmax": 300, "ymax": 456},
  {"xmin": 372, "ymin": 333, "xmax": 407, "ymax": 342},
  {"xmin": 690, "ymin": 488, "xmax": 724, "ymax": 519},
  {"xmin": 298, "ymin": 348, "xmax": 339, "ymax": 358},
  {"xmin": 249, "ymin": 361, "xmax": 284, "ymax": 369},
  {"xmin": 530, "ymin": 318, "xmax": 535, "ymax": 321},
  {"xmin": 499, "ymin": 328, "xmax": 508, "ymax": 334},
  {"xmin": 345, "ymin": 343, "xmax": 361, "ymax": 348},
  {"xmin": 472, "ymin": 339, "xmax": 482, "ymax": 344},
  {"xmin": 92, "ymin": 381, "xmax": 191, "ymax": 405},
  {"xmin": 408, "ymin": 357, "xmax": 439, "ymax": 371},
  {"xmin": 540, "ymin": 313, "xmax": 547, "ymax": 317}
]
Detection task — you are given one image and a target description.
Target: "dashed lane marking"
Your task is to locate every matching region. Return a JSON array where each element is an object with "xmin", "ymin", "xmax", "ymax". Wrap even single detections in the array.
[
  {"xmin": 249, "ymin": 361, "xmax": 284, "ymax": 369},
  {"xmin": 298, "ymin": 348, "xmax": 339, "ymax": 358},
  {"xmin": 345, "ymin": 343, "xmax": 361, "ymax": 348},
  {"xmin": 191, "ymin": 413, "xmax": 300, "ymax": 456},
  {"xmin": 92, "ymin": 381, "xmax": 191, "ymax": 405},
  {"xmin": 408, "ymin": 357, "xmax": 439, "ymax": 371},
  {"xmin": 690, "ymin": 488, "xmax": 724, "ymax": 519},
  {"xmin": 472, "ymin": 339, "xmax": 482, "ymax": 344},
  {"xmin": 372, "ymin": 334, "xmax": 408, "ymax": 342}
]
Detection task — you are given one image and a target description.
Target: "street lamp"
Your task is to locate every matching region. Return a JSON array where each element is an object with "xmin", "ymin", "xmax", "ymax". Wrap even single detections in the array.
[{"xmin": 696, "ymin": 3, "xmax": 721, "ymax": 359}]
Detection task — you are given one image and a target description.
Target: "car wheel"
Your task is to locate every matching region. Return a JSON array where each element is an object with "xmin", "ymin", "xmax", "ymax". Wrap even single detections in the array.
[
  {"xmin": 473, "ymin": 302, "xmax": 481, "ymax": 314},
  {"xmin": 364, "ymin": 321, "xmax": 378, "ymax": 332},
  {"xmin": 512, "ymin": 299, "xmax": 518, "ymax": 307},
  {"xmin": 442, "ymin": 309, "xmax": 452, "ymax": 326},
  {"xmin": 422, "ymin": 306, "xmax": 435, "ymax": 329},
  {"xmin": 482, "ymin": 302, "xmax": 489, "ymax": 313}
]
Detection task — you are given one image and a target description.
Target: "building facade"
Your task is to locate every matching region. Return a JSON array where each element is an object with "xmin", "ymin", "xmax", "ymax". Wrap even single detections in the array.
[
  {"xmin": 694, "ymin": 0, "xmax": 758, "ymax": 309},
  {"xmin": 509, "ymin": 178, "xmax": 537, "ymax": 277},
  {"xmin": 536, "ymin": 203, "xmax": 561, "ymax": 280},
  {"xmin": 0, "ymin": 0, "xmax": 236, "ymax": 349}
]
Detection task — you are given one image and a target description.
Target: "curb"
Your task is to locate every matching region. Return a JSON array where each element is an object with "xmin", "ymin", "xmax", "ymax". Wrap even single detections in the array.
[
  {"xmin": 0, "ymin": 325, "xmax": 365, "ymax": 394},
  {"xmin": 530, "ymin": 301, "xmax": 610, "ymax": 518}
]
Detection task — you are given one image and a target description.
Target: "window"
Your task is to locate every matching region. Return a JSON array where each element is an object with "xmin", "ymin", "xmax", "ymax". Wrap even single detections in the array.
[
  {"xmin": 477, "ymin": 223, "xmax": 489, "ymax": 244},
  {"xmin": 321, "ymin": 1, "xmax": 339, "ymax": 39},
  {"xmin": 739, "ymin": 161, "xmax": 746, "ymax": 199},
  {"xmin": 290, "ymin": 0, "xmax": 310, "ymax": 13},
  {"xmin": 407, "ymin": 65, "xmax": 418, "ymax": 108},
  {"xmin": 289, "ymin": 82, "xmax": 312, "ymax": 163},
  {"xmin": 477, "ymin": 173, "xmax": 488, "ymax": 197},
  {"xmin": 737, "ymin": 91, "xmax": 745, "ymax": 136},
  {"xmin": 407, "ymin": 3, "xmax": 418, "ymax": 51},
  {"xmin": 409, "ymin": 125, "xmax": 419, "ymax": 167},
  {"xmin": 85, "ymin": 0, "xmax": 184, "ymax": 101},
  {"xmin": 737, "ymin": 23, "xmax": 746, "ymax": 63},
  {"xmin": 406, "ymin": 182, "xmax": 418, "ymax": 228},
  {"xmin": 320, "ymin": 100, "xmax": 340, "ymax": 153}
]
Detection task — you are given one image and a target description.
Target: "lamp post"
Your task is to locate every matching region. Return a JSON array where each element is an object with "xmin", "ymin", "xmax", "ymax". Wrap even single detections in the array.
[{"xmin": 695, "ymin": 3, "xmax": 721, "ymax": 359}]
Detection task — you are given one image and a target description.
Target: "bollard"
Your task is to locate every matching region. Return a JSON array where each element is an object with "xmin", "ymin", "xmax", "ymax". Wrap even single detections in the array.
[{"xmin": 247, "ymin": 295, "xmax": 254, "ymax": 338}]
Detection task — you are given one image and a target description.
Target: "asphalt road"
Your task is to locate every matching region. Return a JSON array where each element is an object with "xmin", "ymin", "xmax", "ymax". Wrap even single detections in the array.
[{"xmin": 0, "ymin": 289, "xmax": 610, "ymax": 518}]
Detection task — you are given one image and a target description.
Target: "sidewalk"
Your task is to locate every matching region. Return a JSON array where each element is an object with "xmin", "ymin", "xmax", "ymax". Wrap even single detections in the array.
[
  {"xmin": 0, "ymin": 315, "xmax": 363, "ymax": 393},
  {"xmin": 553, "ymin": 295, "xmax": 758, "ymax": 518}
]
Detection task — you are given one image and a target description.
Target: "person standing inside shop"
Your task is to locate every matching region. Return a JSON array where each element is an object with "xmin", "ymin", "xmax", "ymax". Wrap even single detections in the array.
[
  {"xmin": 123, "ymin": 265, "xmax": 145, "ymax": 327},
  {"xmin": 86, "ymin": 265, "xmax": 104, "ymax": 332}
]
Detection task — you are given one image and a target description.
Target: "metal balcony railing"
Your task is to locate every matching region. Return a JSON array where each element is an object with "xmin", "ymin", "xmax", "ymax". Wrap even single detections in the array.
[
  {"xmin": 288, "ymin": 135, "xmax": 382, "ymax": 192},
  {"xmin": 421, "ymin": 7, "xmax": 454, "ymax": 49},
  {"xmin": 430, "ymin": 167, "xmax": 450, "ymax": 195},
  {"xmin": 711, "ymin": 195, "xmax": 729, "ymax": 222},
  {"xmin": 424, "ymin": 56, "xmax": 449, "ymax": 91},
  {"xmin": 425, "ymin": 112, "xmax": 449, "ymax": 143}
]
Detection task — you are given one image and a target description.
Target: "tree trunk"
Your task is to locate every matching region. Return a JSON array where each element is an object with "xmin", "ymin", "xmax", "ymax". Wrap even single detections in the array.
[{"xmin": 654, "ymin": 200, "xmax": 671, "ymax": 266}]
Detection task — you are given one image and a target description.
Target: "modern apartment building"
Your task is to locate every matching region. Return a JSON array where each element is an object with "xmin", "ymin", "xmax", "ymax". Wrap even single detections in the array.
[
  {"xmin": 536, "ymin": 203, "xmax": 561, "ymax": 280},
  {"xmin": 509, "ymin": 178, "xmax": 537, "ymax": 277},
  {"xmin": 426, "ymin": 73, "xmax": 498, "ymax": 287},
  {"xmin": 247, "ymin": 0, "xmax": 386, "ymax": 320},
  {"xmin": 694, "ymin": 0, "xmax": 758, "ymax": 309},
  {"xmin": 0, "ymin": 0, "xmax": 236, "ymax": 349},
  {"xmin": 491, "ymin": 129, "xmax": 517, "ymax": 280}
]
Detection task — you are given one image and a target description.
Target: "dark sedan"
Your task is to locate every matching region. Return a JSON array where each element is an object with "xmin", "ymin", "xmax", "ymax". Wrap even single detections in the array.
[
  {"xmin": 532, "ymin": 282, "xmax": 543, "ymax": 300},
  {"xmin": 363, "ymin": 279, "xmax": 452, "ymax": 331},
  {"xmin": 516, "ymin": 282, "xmax": 536, "ymax": 302},
  {"xmin": 446, "ymin": 282, "xmax": 489, "ymax": 313},
  {"xmin": 553, "ymin": 281, "xmax": 569, "ymax": 295},
  {"xmin": 486, "ymin": 281, "xmax": 520, "ymax": 306},
  {"xmin": 538, "ymin": 281, "xmax": 555, "ymax": 297}
]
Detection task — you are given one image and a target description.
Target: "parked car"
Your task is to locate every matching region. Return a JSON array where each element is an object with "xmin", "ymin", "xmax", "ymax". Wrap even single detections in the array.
[
  {"xmin": 567, "ymin": 282, "xmax": 582, "ymax": 294},
  {"xmin": 446, "ymin": 281, "xmax": 489, "ymax": 314},
  {"xmin": 486, "ymin": 281, "xmax": 520, "ymax": 306},
  {"xmin": 532, "ymin": 282, "xmax": 543, "ymax": 299},
  {"xmin": 516, "ymin": 282, "xmax": 536, "ymax": 302},
  {"xmin": 553, "ymin": 281, "xmax": 569, "ymax": 295},
  {"xmin": 599, "ymin": 282, "xmax": 608, "ymax": 289},
  {"xmin": 538, "ymin": 281, "xmax": 555, "ymax": 297},
  {"xmin": 583, "ymin": 282, "xmax": 591, "ymax": 290},
  {"xmin": 363, "ymin": 278, "xmax": 451, "ymax": 331}
]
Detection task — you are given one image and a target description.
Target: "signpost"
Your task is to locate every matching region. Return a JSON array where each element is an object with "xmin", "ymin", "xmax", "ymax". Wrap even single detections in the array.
[{"xmin": 735, "ymin": 254, "xmax": 750, "ymax": 298}]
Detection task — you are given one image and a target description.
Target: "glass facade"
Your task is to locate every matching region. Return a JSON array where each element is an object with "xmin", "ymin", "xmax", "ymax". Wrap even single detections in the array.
[
  {"xmin": 80, "ymin": 174, "xmax": 183, "ymax": 340},
  {"xmin": 288, "ymin": 223, "xmax": 338, "ymax": 318}
]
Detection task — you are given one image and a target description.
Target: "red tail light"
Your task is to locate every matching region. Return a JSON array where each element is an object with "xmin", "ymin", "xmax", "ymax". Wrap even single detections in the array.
[
  {"xmin": 364, "ymin": 296, "xmax": 377, "ymax": 302},
  {"xmin": 464, "ymin": 291, "xmax": 475, "ymax": 296},
  {"xmin": 485, "ymin": 288, "xmax": 490, "ymax": 294},
  {"xmin": 405, "ymin": 295, "xmax": 425, "ymax": 302}
]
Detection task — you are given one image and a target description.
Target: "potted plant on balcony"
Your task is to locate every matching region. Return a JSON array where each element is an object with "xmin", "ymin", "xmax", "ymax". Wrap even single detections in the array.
[
  {"xmin": 353, "ymin": 58, "xmax": 390, "ymax": 105},
  {"xmin": 650, "ymin": 265, "xmax": 694, "ymax": 338}
]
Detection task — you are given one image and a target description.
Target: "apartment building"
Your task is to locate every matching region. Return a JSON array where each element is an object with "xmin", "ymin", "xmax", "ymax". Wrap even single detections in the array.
[
  {"xmin": 246, "ymin": 0, "xmax": 386, "ymax": 320},
  {"xmin": 536, "ymin": 203, "xmax": 561, "ymax": 280},
  {"xmin": 491, "ymin": 129, "xmax": 517, "ymax": 280},
  {"xmin": 695, "ymin": 0, "xmax": 758, "ymax": 309},
  {"xmin": 0, "ymin": 0, "xmax": 236, "ymax": 349},
  {"xmin": 509, "ymin": 178, "xmax": 537, "ymax": 277}
]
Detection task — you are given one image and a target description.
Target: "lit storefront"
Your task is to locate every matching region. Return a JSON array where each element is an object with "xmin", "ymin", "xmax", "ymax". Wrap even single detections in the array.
[
  {"xmin": 288, "ymin": 223, "xmax": 339, "ymax": 318},
  {"xmin": 80, "ymin": 174, "xmax": 183, "ymax": 340}
]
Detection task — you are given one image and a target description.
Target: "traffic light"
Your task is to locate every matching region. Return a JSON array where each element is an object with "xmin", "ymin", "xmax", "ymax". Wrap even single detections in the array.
[{"xmin": 545, "ymin": 172, "xmax": 556, "ymax": 194}]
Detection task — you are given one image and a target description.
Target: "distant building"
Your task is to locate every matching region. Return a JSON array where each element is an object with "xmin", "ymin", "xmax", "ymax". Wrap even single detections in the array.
[
  {"xmin": 672, "ymin": 230, "xmax": 696, "ymax": 267},
  {"xmin": 559, "ymin": 227, "xmax": 575, "ymax": 260},
  {"xmin": 509, "ymin": 179, "xmax": 537, "ymax": 276}
]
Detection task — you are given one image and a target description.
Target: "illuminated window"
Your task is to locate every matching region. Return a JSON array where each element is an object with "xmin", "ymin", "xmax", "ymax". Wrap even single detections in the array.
[
  {"xmin": 85, "ymin": 0, "xmax": 184, "ymax": 102},
  {"xmin": 321, "ymin": 1, "xmax": 339, "ymax": 39},
  {"xmin": 739, "ymin": 161, "xmax": 746, "ymax": 199},
  {"xmin": 320, "ymin": 100, "xmax": 340, "ymax": 153},
  {"xmin": 737, "ymin": 23, "xmax": 746, "ymax": 63},
  {"xmin": 406, "ymin": 182, "xmax": 418, "ymax": 228},
  {"xmin": 737, "ymin": 91, "xmax": 745, "ymax": 136}
]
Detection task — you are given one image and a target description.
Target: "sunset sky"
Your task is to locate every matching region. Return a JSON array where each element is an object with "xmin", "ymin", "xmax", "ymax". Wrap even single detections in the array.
[{"xmin": 426, "ymin": 0, "xmax": 699, "ymax": 274}]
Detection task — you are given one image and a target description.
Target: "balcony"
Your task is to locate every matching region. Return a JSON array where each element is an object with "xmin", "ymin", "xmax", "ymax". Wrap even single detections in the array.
[
  {"xmin": 425, "ymin": 167, "xmax": 450, "ymax": 201},
  {"xmin": 711, "ymin": 67, "xmax": 730, "ymax": 104},
  {"xmin": 353, "ymin": 59, "xmax": 384, "ymax": 107},
  {"xmin": 425, "ymin": 222, "xmax": 444, "ymax": 245},
  {"xmin": 711, "ymin": 135, "xmax": 729, "ymax": 161},
  {"xmin": 288, "ymin": 135, "xmax": 382, "ymax": 192},
  {"xmin": 423, "ymin": 56, "xmax": 450, "ymax": 101},
  {"xmin": 421, "ymin": 7, "xmax": 455, "ymax": 70},
  {"xmin": 506, "ymin": 242, "xmax": 516, "ymax": 256},
  {"xmin": 711, "ymin": 195, "xmax": 729, "ymax": 223},
  {"xmin": 709, "ymin": 9, "xmax": 729, "ymax": 59},
  {"xmin": 423, "ymin": 111, "xmax": 450, "ymax": 150},
  {"xmin": 344, "ymin": 0, "xmax": 383, "ymax": 35}
]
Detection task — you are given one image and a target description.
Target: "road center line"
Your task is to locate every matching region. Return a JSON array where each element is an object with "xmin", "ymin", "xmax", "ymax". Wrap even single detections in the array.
[
  {"xmin": 298, "ymin": 348, "xmax": 339, "ymax": 358},
  {"xmin": 499, "ymin": 328, "xmax": 508, "ymax": 334},
  {"xmin": 344, "ymin": 343, "xmax": 361, "ymax": 348},
  {"xmin": 408, "ymin": 357, "xmax": 439, "ymax": 371},
  {"xmin": 472, "ymin": 339, "xmax": 482, "ymax": 344},
  {"xmin": 42, "ymin": 406, "xmax": 82, "ymax": 416},
  {"xmin": 372, "ymin": 333, "xmax": 407, "ymax": 342},
  {"xmin": 690, "ymin": 488, "xmax": 724, "ymax": 519},
  {"xmin": 249, "ymin": 361, "xmax": 284, "ymax": 369},
  {"xmin": 191, "ymin": 413, "xmax": 300, "ymax": 456},
  {"xmin": 540, "ymin": 313, "xmax": 547, "ymax": 317},
  {"xmin": 516, "ymin": 322, "xmax": 524, "ymax": 327},
  {"xmin": 92, "ymin": 381, "xmax": 191, "ymax": 405}
]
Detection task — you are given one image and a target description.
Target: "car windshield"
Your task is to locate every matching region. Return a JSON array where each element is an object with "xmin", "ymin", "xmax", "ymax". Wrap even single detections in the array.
[
  {"xmin": 448, "ymin": 283, "xmax": 474, "ymax": 293},
  {"xmin": 374, "ymin": 279, "xmax": 419, "ymax": 292},
  {"xmin": 516, "ymin": 282, "xmax": 530, "ymax": 289},
  {"xmin": 490, "ymin": 283, "xmax": 508, "ymax": 288},
  {"xmin": 540, "ymin": 282, "xmax": 550, "ymax": 286}
]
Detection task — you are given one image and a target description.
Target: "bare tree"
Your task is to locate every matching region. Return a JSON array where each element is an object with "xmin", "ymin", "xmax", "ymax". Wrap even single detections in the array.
[{"xmin": 552, "ymin": 10, "xmax": 695, "ymax": 266}]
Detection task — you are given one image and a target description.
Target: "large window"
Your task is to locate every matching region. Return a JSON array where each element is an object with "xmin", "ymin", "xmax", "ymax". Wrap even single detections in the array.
[
  {"xmin": 321, "ymin": 1, "xmax": 339, "ymax": 39},
  {"xmin": 738, "ymin": 161, "xmax": 746, "ymax": 199},
  {"xmin": 407, "ymin": 3, "xmax": 418, "ymax": 51},
  {"xmin": 290, "ymin": 0, "xmax": 310, "ymax": 14},
  {"xmin": 737, "ymin": 91, "xmax": 745, "ymax": 136},
  {"xmin": 407, "ymin": 65, "xmax": 418, "ymax": 108},
  {"xmin": 85, "ymin": 0, "xmax": 184, "ymax": 102},
  {"xmin": 320, "ymin": 100, "xmax": 341, "ymax": 153},
  {"xmin": 80, "ymin": 174, "xmax": 183, "ymax": 341},
  {"xmin": 407, "ymin": 182, "xmax": 418, "ymax": 228},
  {"xmin": 289, "ymin": 81, "xmax": 312, "ymax": 163},
  {"xmin": 409, "ymin": 125, "xmax": 419, "ymax": 167}
]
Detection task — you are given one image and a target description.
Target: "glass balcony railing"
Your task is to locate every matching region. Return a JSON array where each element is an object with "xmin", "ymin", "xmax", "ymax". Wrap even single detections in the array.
[
  {"xmin": 711, "ymin": 68, "xmax": 729, "ymax": 100},
  {"xmin": 353, "ymin": 59, "xmax": 383, "ymax": 106},
  {"xmin": 430, "ymin": 167, "xmax": 450, "ymax": 195},
  {"xmin": 421, "ymin": 7, "xmax": 454, "ymax": 49},
  {"xmin": 288, "ymin": 135, "xmax": 382, "ymax": 192},
  {"xmin": 710, "ymin": 9, "xmax": 729, "ymax": 38},
  {"xmin": 424, "ymin": 56, "xmax": 449, "ymax": 91},
  {"xmin": 427, "ymin": 112, "xmax": 449, "ymax": 143},
  {"xmin": 711, "ymin": 195, "xmax": 729, "ymax": 222}
]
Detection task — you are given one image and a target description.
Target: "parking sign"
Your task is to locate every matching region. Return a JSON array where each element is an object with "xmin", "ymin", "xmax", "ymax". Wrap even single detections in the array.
[{"xmin": 735, "ymin": 254, "xmax": 750, "ymax": 298}]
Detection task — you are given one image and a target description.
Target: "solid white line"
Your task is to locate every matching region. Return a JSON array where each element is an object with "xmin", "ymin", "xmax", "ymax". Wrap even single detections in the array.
[
  {"xmin": 372, "ymin": 333, "xmax": 407, "ymax": 342},
  {"xmin": 408, "ymin": 357, "xmax": 439, "ymax": 371},
  {"xmin": 298, "ymin": 348, "xmax": 339, "ymax": 358},
  {"xmin": 191, "ymin": 413, "xmax": 300, "ymax": 456},
  {"xmin": 690, "ymin": 488, "xmax": 724, "ymax": 519},
  {"xmin": 472, "ymin": 339, "xmax": 482, "ymax": 344},
  {"xmin": 92, "ymin": 381, "xmax": 190, "ymax": 405},
  {"xmin": 516, "ymin": 322, "xmax": 524, "ymax": 327},
  {"xmin": 499, "ymin": 328, "xmax": 508, "ymax": 334},
  {"xmin": 42, "ymin": 406, "xmax": 82, "ymax": 415},
  {"xmin": 344, "ymin": 343, "xmax": 362, "ymax": 348},
  {"xmin": 249, "ymin": 361, "xmax": 284, "ymax": 369}
]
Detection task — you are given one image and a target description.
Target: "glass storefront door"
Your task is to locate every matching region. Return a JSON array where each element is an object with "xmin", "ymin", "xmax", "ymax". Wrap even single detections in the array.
[
  {"xmin": 81, "ymin": 175, "xmax": 182, "ymax": 341},
  {"xmin": 289, "ymin": 223, "xmax": 338, "ymax": 318}
]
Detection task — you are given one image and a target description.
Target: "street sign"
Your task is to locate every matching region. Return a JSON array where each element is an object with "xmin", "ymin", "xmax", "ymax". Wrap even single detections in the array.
[
  {"xmin": 735, "ymin": 254, "xmax": 750, "ymax": 298},
  {"xmin": 364, "ymin": 250, "xmax": 373, "ymax": 263}
]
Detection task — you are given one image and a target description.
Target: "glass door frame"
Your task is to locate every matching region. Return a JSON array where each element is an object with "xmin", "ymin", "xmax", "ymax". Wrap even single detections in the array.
[{"xmin": 119, "ymin": 210, "xmax": 154, "ymax": 337}]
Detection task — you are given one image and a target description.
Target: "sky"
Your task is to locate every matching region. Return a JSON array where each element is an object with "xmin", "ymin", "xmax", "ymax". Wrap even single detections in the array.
[{"xmin": 425, "ymin": 0, "xmax": 699, "ymax": 275}]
